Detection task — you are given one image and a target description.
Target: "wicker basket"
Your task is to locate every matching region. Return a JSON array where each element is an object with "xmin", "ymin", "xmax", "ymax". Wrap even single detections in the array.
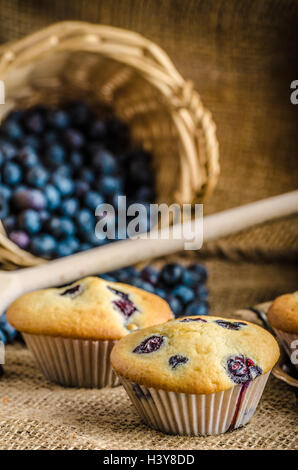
[{"xmin": 0, "ymin": 21, "xmax": 219, "ymax": 269}]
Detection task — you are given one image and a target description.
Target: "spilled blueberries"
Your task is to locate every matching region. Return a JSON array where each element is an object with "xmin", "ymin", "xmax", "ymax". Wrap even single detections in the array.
[
  {"xmin": 133, "ymin": 335, "xmax": 165, "ymax": 354},
  {"xmin": 0, "ymin": 101, "xmax": 156, "ymax": 259}
]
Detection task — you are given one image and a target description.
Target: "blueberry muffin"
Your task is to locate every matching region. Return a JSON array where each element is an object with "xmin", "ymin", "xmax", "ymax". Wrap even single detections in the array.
[
  {"xmin": 267, "ymin": 291, "xmax": 298, "ymax": 371},
  {"xmin": 7, "ymin": 276, "xmax": 173, "ymax": 388},
  {"xmin": 111, "ymin": 315, "xmax": 279, "ymax": 435}
]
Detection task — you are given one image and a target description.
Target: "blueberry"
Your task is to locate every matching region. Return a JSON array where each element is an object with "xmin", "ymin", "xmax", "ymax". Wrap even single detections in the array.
[
  {"xmin": 6, "ymin": 109, "xmax": 24, "ymax": 121},
  {"xmin": 55, "ymin": 237, "xmax": 79, "ymax": 257},
  {"xmin": 2, "ymin": 119, "xmax": 23, "ymax": 140},
  {"xmin": 133, "ymin": 278, "xmax": 155, "ymax": 293},
  {"xmin": 133, "ymin": 335, "xmax": 164, "ymax": 354},
  {"xmin": 171, "ymin": 285, "xmax": 195, "ymax": 305},
  {"xmin": 84, "ymin": 191, "xmax": 104, "ymax": 211},
  {"xmin": 18, "ymin": 210, "xmax": 41, "ymax": 234},
  {"xmin": 39, "ymin": 210, "xmax": 50, "ymax": 223},
  {"xmin": 79, "ymin": 243, "xmax": 92, "ymax": 252},
  {"xmin": 179, "ymin": 317, "xmax": 207, "ymax": 323},
  {"xmin": 195, "ymin": 284, "xmax": 208, "ymax": 300},
  {"xmin": 83, "ymin": 231, "xmax": 107, "ymax": 246},
  {"xmin": 11, "ymin": 188, "xmax": 47, "ymax": 210},
  {"xmin": 26, "ymin": 166, "xmax": 49, "ymax": 188},
  {"xmin": 181, "ymin": 269, "xmax": 202, "ymax": 288},
  {"xmin": 0, "ymin": 140, "xmax": 17, "ymax": 159},
  {"xmin": 0, "ymin": 149, "xmax": 4, "ymax": 168},
  {"xmin": 46, "ymin": 216, "xmax": 75, "ymax": 238},
  {"xmin": 100, "ymin": 176, "xmax": 123, "ymax": 196},
  {"xmin": 3, "ymin": 162, "xmax": 22, "ymax": 185},
  {"xmin": 80, "ymin": 167, "xmax": 95, "ymax": 184},
  {"xmin": 69, "ymin": 151, "xmax": 84, "ymax": 168},
  {"xmin": 2, "ymin": 215, "xmax": 16, "ymax": 233},
  {"xmin": 113, "ymin": 267, "xmax": 138, "ymax": 283},
  {"xmin": 140, "ymin": 266, "xmax": 159, "ymax": 286},
  {"xmin": 0, "ymin": 314, "xmax": 17, "ymax": 343},
  {"xmin": 188, "ymin": 263, "xmax": 207, "ymax": 283},
  {"xmin": 154, "ymin": 288, "xmax": 167, "ymax": 299},
  {"xmin": 9, "ymin": 230, "xmax": 30, "ymax": 249},
  {"xmin": 215, "ymin": 320, "xmax": 247, "ymax": 331},
  {"xmin": 92, "ymin": 149, "xmax": 117, "ymax": 175},
  {"xmin": 135, "ymin": 185, "xmax": 155, "ymax": 203},
  {"xmin": 17, "ymin": 146, "xmax": 39, "ymax": 168},
  {"xmin": 60, "ymin": 284, "xmax": 82, "ymax": 297},
  {"xmin": 167, "ymin": 295, "xmax": 183, "ymax": 316},
  {"xmin": 31, "ymin": 234, "xmax": 56, "ymax": 258},
  {"xmin": 60, "ymin": 198, "xmax": 79, "ymax": 217},
  {"xmin": 89, "ymin": 119, "xmax": 106, "ymax": 139},
  {"xmin": 0, "ymin": 329, "xmax": 7, "ymax": 344},
  {"xmin": 226, "ymin": 355, "xmax": 262, "ymax": 385},
  {"xmin": 0, "ymin": 184, "xmax": 11, "ymax": 200},
  {"xmin": 67, "ymin": 101, "xmax": 90, "ymax": 127},
  {"xmin": 106, "ymin": 286, "xmax": 138, "ymax": 319},
  {"xmin": 0, "ymin": 195, "xmax": 8, "ymax": 218},
  {"xmin": 63, "ymin": 128, "xmax": 84, "ymax": 148},
  {"xmin": 160, "ymin": 263, "xmax": 184, "ymax": 286},
  {"xmin": 24, "ymin": 109, "xmax": 45, "ymax": 133},
  {"xmin": 74, "ymin": 180, "xmax": 90, "ymax": 198},
  {"xmin": 46, "ymin": 144, "xmax": 66, "ymax": 166},
  {"xmin": 52, "ymin": 174, "xmax": 74, "ymax": 197},
  {"xmin": 76, "ymin": 208, "xmax": 94, "ymax": 229},
  {"xmin": 55, "ymin": 164, "xmax": 73, "ymax": 178},
  {"xmin": 22, "ymin": 134, "xmax": 40, "ymax": 149},
  {"xmin": 45, "ymin": 184, "xmax": 61, "ymax": 210},
  {"xmin": 47, "ymin": 109, "xmax": 69, "ymax": 129},
  {"xmin": 169, "ymin": 355, "xmax": 188, "ymax": 369},
  {"xmin": 185, "ymin": 300, "xmax": 208, "ymax": 316},
  {"xmin": 43, "ymin": 130, "xmax": 58, "ymax": 146}
]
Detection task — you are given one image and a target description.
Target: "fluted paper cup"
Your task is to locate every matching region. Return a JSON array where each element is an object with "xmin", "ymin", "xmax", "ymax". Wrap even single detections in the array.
[
  {"xmin": 119, "ymin": 372, "xmax": 270, "ymax": 436},
  {"xmin": 273, "ymin": 329, "xmax": 298, "ymax": 372},
  {"xmin": 23, "ymin": 333, "xmax": 120, "ymax": 388}
]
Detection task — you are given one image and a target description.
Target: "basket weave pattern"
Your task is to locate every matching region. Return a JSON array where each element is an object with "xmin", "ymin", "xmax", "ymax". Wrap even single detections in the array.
[{"xmin": 0, "ymin": 21, "xmax": 219, "ymax": 268}]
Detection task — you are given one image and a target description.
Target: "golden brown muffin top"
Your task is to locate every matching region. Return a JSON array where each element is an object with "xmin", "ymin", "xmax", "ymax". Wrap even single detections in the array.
[
  {"xmin": 7, "ymin": 276, "xmax": 173, "ymax": 340},
  {"xmin": 111, "ymin": 316, "xmax": 280, "ymax": 394}
]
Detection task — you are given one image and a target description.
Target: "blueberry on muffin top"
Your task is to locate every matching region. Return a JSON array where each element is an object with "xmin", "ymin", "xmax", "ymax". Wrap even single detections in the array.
[
  {"xmin": 111, "ymin": 315, "xmax": 279, "ymax": 394},
  {"xmin": 7, "ymin": 276, "xmax": 173, "ymax": 340}
]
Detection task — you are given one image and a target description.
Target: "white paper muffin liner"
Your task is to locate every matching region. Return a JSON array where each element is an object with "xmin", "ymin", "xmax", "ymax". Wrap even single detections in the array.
[
  {"xmin": 119, "ymin": 371, "xmax": 270, "ymax": 436},
  {"xmin": 274, "ymin": 328, "xmax": 298, "ymax": 372},
  {"xmin": 23, "ymin": 333, "xmax": 120, "ymax": 388}
]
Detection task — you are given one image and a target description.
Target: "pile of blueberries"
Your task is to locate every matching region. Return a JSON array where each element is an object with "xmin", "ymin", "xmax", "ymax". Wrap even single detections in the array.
[
  {"xmin": 0, "ymin": 101, "xmax": 155, "ymax": 258},
  {"xmin": 0, "ymin": 262, "xmax": 208, "ymax": 348},
  {"xmin": 102, "ymin": 262, "xmax": 209, "ymax": 317}
]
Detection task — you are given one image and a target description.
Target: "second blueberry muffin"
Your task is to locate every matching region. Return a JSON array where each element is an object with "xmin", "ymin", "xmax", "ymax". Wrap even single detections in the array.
[
  {"xmin": 111, "ymin": 316, "xmax": 279, "ymax": 435},
  {"xmin": 7, "ymin": 276, "xmax": 173, "ymax": 388}
]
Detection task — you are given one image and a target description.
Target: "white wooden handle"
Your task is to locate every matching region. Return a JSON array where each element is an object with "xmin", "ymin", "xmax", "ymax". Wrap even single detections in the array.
[{"xmin": 15, "ymin": 190, "xmax": 297, "ymax": 293}]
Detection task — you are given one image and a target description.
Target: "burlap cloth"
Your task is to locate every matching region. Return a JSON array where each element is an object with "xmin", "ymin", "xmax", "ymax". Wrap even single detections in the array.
[{"xmin": 0, "ymin": 0, "xmax": 297, "ymax": 450}]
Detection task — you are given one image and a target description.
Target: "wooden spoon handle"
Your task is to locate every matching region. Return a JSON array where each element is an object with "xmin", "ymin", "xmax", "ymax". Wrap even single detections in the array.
[{"xmin": 16, "ymin": 190, "xmax": 298, "ymax": 292}]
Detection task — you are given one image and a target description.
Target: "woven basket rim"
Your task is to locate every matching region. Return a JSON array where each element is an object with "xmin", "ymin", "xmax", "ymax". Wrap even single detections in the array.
[{"xmin": 0, "ymin": 21, "xmax": 219, "ymax": 269}]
